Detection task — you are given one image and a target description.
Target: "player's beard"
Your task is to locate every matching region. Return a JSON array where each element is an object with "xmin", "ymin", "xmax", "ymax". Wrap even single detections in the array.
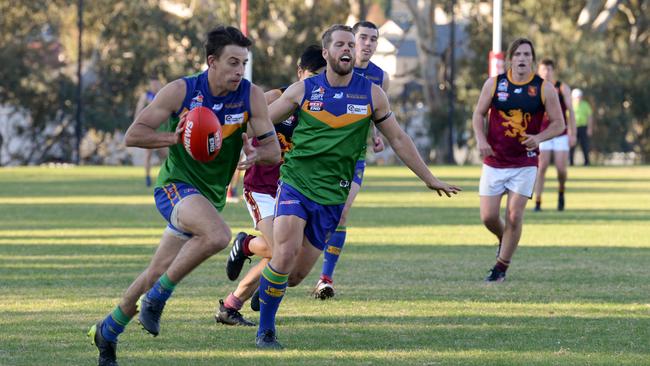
[{"xmin": 328, "ymin": 54, "xmax": 354, "ymax": 76}]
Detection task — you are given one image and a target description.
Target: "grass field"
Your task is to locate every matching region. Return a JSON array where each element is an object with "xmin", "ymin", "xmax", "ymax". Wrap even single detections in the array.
[{"xmin": 1, "ymin": 165, "xmax": 649, "ymax": 366}]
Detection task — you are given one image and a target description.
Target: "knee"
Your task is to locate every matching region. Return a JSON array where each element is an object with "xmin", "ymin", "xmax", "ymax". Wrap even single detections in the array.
[
  {"xmin": 506, "ymin": 210, "xmax": 524, "ymax": 226},
  {"xmin": 481, "ymin": 211, "xmax": 499, "ymax": 226},
  {"xmin": 202, "ymin": 229, "xmax": 232, "ymax": 255}
]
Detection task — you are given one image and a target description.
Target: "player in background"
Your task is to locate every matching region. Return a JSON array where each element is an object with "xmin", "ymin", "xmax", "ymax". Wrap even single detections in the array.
[
  {"xmin": 215, "ymin": 45, "xmax": 326, "ymax": 326},
  {"xmin": 87, "ymin": 26, "xmax": 280, "ymax": 366},
  {"xmin": 313, "ymin": 20, "xmax": 388, "ymax": 300},
  {"xmin": 472, "ymin": 38, "xmax": 564, "ymax": 283},
  {"xmin": 533, "ymin": 58, "xmax": 576, "ymax": 211},
  {"xmin": 255, "ymin": 24, "xmax": 461, "ymax": 349},
  {"xmin": 134, "ymin": 76, "xmax": 165, "ymax": 187}
]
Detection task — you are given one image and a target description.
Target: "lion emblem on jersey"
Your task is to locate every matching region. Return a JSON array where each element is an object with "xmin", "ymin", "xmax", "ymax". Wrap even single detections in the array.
[
  {"xmin": 277, "ymin": 133, "xmax": 293, "ymax": 153},
  {"xmin": 499, "ymin": 109, "xmax": 531, "ymax": 142}
]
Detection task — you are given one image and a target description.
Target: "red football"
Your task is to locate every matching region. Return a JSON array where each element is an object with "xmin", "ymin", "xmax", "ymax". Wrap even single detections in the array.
[{"xmin": 182, "ymin": 106, "xmax": 222, "ymax": 162}]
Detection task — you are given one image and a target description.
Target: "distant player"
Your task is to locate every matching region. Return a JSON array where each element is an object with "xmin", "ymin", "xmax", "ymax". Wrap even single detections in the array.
[
  {"xmin": 255, "ymin": 24, "xmax": 461, "ymax": 349},
  {"xmin": 134, "ymin": 76, "xmax": 166, "ymax": 187},
  {"xmin": 313, "ymin": 20, "xmax": 388, "ymax": 300},
  {"xmin": 215, "ymin": 45, "xmax": 326, "ymax": 326},
  {"xmin": 534, "ymin": 58, "xmax": 576, "ymax": 211},
  {"xmin": 472, "ymin": 38, "xmax": 564, "ymax": 283},
  {"xmin": 87, "ymin": 26, "xmax": 280, "ymax": 366}
]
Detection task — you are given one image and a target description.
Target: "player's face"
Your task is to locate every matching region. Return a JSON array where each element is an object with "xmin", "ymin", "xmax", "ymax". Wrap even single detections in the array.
[
  {"xmin": 510, "ymin": 44, "xmax": 534, "ymax": 75},
  {"xmin": 355, "ymin": 27, "xmax": 378, "ymax": 63},
  {"xmin": 324, "ymin": 30, "xmax": 355, "ymax": 76},
  {"xmin": 537, "ymin": 64, "xmax": 554, "ymax": 81},
  {"xmin": 207, "ymin": 45, "xmax": 249, "ymax": 91}
]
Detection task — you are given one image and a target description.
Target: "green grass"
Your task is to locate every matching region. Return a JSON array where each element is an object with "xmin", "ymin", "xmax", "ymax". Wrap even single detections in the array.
[{"xmin": 1, "ymin": 165, "xmax": 649, "ymax": 365}]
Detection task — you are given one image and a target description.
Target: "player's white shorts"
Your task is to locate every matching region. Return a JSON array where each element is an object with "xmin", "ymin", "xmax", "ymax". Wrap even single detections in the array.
[
  {"xmin": 539, "ymin": 134, "xmax": 569, "ymax": 152},
  {"xmin": 479, "ymin": 164, "xmax": 537, "ymax": 198},
  {"xmin": 243, "ymin": 188, "xmax": 275, "ymax": 230}
]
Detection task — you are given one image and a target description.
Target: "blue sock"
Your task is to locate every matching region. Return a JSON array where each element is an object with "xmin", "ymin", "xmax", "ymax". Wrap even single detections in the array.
[
  {"xmin": 146, "ymin": 273, "xmax": 176, "ymax": 302},
  {"xmin": 100, "ymin": 306, "xmax": 131, "ymax": 343},
  {"xmin": 257, "ymin": 263, "xmax": 288, "ymax": 337},
  {"xmin": 321, "ymin": 226, "xmax": 346, "ymax": 280}
]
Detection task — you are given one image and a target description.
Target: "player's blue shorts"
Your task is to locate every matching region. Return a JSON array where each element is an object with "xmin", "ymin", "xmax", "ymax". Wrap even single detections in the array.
[
  {"xmin": 274, "ymin": 181, "xmax": 344, "ymax": 251},
  {"xmin": 353, "ymin": 159, "xmax": 366, "ymax": 186},
  {"xmin": 154, "ymin": 182, "xmax": 201, "ymax": 237}
]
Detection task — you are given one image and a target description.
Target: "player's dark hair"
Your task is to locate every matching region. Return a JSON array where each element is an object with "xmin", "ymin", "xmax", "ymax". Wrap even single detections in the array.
[
  {"xmin": 298, "ymin": 45, "xmax": 326, "ymax": 73},
  {"xmin": 205, "ymin": 25, "xmax": 252, "ymax": 62},
  {"xmin": 507, "ymin": 37, "xmax": 536, "ymax": 62},
  {"xmin": 540, "ymin": 58, "xmax": 554, "ymax": 68},
  {"xmin": 353, "ymin": 21, "xmax": 378, "ymax": 33},
  {"xmin": 321, "ymin": 24, "xmax": 354, "ymax": 49}
]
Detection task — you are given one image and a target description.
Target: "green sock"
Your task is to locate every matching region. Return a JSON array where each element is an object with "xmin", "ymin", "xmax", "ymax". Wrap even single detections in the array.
[
  {"xmin": 159, "ymin": 273, "xmax": 177, "ymax": 291},
  {"xmin": 111, "ymin": 305, "xmax": 132, "ymax": 326}
]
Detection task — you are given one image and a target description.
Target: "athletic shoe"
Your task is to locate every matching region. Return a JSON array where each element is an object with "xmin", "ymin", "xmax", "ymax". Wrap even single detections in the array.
[
  {"xmin": 558, "ymin": 193, "xmax": 565, "ymax": 211},
  {"xmin": 250, "ymin": 289, "xmax": 260, "ymax": 312},
  {"xmin": 534, "ymin": 201, "xmax": 541, "ymax": 212},
  {"xmin": 138, "ymin": 295, "xmax": 165, "ymax": 336},
  {"xmin": 312, "ymin": 279, "xmax": 335, "ymax": 300},
  {"xmin": 256, "ymin": 329, "xmax": 283, "ymax": 349},
  {"xmin": 485, "ymin": 266, "xmax": 506, "ymax": 282},
  {"xmin": 215, "ymin": 299, "xmax": 255, "ymax": 326},
  {"xmin": 88, "ymin": 321, "xmax": 118, "ymax": 366},
  {"xmin": 226, "ymin": 232, "xmax": 251, "ymax": 281},
  {"xmin": 145, "ymin": 175, "xmax": 152, "ymax": 187}
]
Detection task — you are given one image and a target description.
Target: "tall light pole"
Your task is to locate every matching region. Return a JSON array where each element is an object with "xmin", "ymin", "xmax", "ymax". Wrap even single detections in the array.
[
  {"xmin": 241, "ymin": 0, "xmax": 253, "ymax": 81},
  {"xmin": 489, "ymin": 0, "xmax": 504, "ymax": 77},
  {"xmin": 75, "ymin": 0, "xmax": 83, "ymax": 164}
]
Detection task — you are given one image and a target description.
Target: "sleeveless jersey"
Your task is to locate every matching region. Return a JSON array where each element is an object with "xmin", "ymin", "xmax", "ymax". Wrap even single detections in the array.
[
  {"xmin": 354, "ymin": 61, "xmax": 384, "ymax": 87},
  {"xmin": 540, "ymin": 80, "xmax": 567, "ymax": 135},
  {"xmin": 243, "ymin": 87, "xmax": 299, "ymax": 197},
  {"xmin": 354, "ymin": 61, "xmax": 384, "ymax": 161},
  {"xmin": 485, "ymin": 70, "xmax": 546, "ymax": 168},
  {"xmin": 156, "ymin": 71, "xmax": 251, "ymax": 211},
  {"xmin": 280, "ymin": 72, "xmax": 375, "ymax": 205}
]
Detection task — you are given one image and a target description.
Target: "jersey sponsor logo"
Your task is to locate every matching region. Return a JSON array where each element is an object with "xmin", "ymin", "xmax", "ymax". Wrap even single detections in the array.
[
  {"xmin": 333, "ymin": 92, "xmax": 344, "ymax": 99},
  {"xmin": 514, "ymin": 88, "xmax": 523, "ymax": 94},
  {"xmin": 346, "ymin": 93, "xmax": 367, "ymax": 100},
  {"xmin": 497, "ymin": 79, "xmax": 509, "ymax": 92},
  {"xmin": 346, "ymin": 104, "xmax": 368, "ymax": 115},
  {"xmin": 279, "ymin": 199, "xmax": 300, "ymax": 205},
  {"xmin": 310, "ymin": 86, "xmax": 325, "ymax": 101},
  {"xmin": 208, "ymin": 132, "xmax": 221, "ymax": 154},
  {"xmin": 281, "ymin": 115, "xmax": 296, "ymax": 126},
  {"xmin": 190, "ymin": 92, "xmax": 204, "ymax": 109},
  {"xmin": 224, "ymin": 101, "xmax": 244, "ymax": 109},
  {"xmin": 339, "ymin": 180, "xmax": 350, "ymax": 188},
  {"xmin": 212, "ymin": 103, "xmax": 223, "ymax": 112},
  {"xmin": 527, "ymin": 151, "xmax": 537, "ymax": 157},
  {"xmin": 309, "ymin": 101, "xmax": 324, "ymax": 111},
  {"xmin": 528, "ymin": 86, "xmax": 538, "ymax": 97},
  {"xmin": 224, "ymin": 112, "xmax": 245, "ymax": 125},
  {"xmin": 499, "ymin": 108, "xmax": 531, "ymax": 141},
  {"xmin": 366, "ymin": 75, "xmax": 380, "ymax": 81},
  {"xmin": 497, "ymin": 92, "xmax": 509, "ymax": 102}
]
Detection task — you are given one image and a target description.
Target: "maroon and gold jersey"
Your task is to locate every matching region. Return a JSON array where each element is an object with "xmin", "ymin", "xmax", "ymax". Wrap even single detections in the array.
[
  {"xmin": 485, "ymin": 70, "xmax": 546, "ymax": 168},
  {"xmin": 540, "ymin": 80, "xmax": 567, "ymax": 135},
  {"xmin": 243, "ymin": 88, "xmax": 298, "ymax": 197}
]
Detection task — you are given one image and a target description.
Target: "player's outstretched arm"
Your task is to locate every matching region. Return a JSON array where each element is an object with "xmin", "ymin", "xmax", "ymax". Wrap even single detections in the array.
[
  {"xmin": 243, "ymin": 84, "xmax": 281, "ymax": 168},
  {"xmin": 521, "ymin": 81, "xmax": 564, "ymax": 150},
  {"xmin": 372, "ymin": 85, "xmax": 461, "ymax": 197},
  {"xmin": 125, "ymin": 79, "xmax": 186, "ymax": 149},
  {"xmin": 268, "ymin": 80, "xmax": 304, "ymax": 124}
]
